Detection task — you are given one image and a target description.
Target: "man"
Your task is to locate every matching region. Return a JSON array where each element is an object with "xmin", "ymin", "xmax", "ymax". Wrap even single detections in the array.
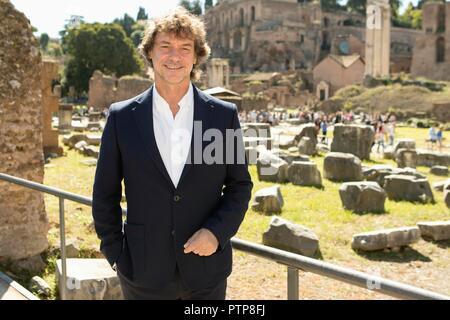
[{"xmin": 92, "ymin": 8, "xmax": 253, "ymax": 300}]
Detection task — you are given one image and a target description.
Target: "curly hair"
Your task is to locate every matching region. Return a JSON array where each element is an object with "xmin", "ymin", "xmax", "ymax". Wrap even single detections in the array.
[{"xmin": 138, "ymin": 7, "xmax": 211, "ymax": 81}]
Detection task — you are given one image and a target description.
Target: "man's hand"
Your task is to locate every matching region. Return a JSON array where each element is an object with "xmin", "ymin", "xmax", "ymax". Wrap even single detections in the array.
[{"xmin": 183, "ymin": 228, "xmax": 219, "ymax": 256}]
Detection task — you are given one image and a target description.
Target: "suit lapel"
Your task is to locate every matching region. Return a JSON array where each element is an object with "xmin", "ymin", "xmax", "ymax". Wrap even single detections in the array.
[
  {"xmin": 132, "ymin": 86, "xmax": 174, "ymax": 189},
  {"xmin": 131, "ymin": 85, "xmax": 213, "ymax": 190}
]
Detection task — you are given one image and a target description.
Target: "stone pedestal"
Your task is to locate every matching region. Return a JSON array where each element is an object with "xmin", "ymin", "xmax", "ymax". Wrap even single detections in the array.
[
  {"xmin": 56, "ymin": 259, "xmax": 123, "ymax": 300},
  {"xmin": 59, "ymin": 103, "xmax": 74, "ymax": 133},
  {"xmin": 42, "ymin": 60, "xmax": 63, "ymax": 157}
]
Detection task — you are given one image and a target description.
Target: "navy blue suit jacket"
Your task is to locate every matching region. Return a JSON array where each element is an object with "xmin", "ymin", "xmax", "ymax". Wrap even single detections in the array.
[{"xmin": 92, "ymin": 85, "xmax": 253, "ymax": 291}]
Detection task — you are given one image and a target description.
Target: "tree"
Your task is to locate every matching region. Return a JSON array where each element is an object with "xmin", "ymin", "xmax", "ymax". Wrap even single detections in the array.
[
  {"xmin": 48, "ymin": 42, "xmax": 63, "ymax": 57},
  {"xmin": 62, "ymin": 23, "xmax": 143, "ymax": 95},
  {"xmin": 390, "ymin": 0, "xmax": 401, "ymax": 19},
  {"xmin": 39, "ymin": 33, "xmax": 49, "ymax": 51},
  {"xmin": 321, "ymin": 0, "xmax": 343, "ymax": 11},
  {"xmin": 137, "ymin": 7, "xmax": 148, "ymax": 20},
  {"xmin": 179, "ymin": 0, "xmax": 192, "ymax": 12},
  {"xmin": 344, "ymin": 0, "xmax": 408, "ymax": 25},
  {"xmin": 178, "ymin": 0, "xmax": 202, "ymax": 16},
  {"xmin": 205, "ymin": 0, "xmax": 213, "ymax": 11},
  {"xmin": 409, "ymin": 7, "xmax": 423, "ymax": 29},
  {"xmin": 131, "ymin": 23, "xmax": 146, "ymax": 47},
  {"xmin": 59, "ymin": 16, "xmax": 85, "ymax": 53},
  {"xmin": 113, "ymin": 13, "xmax": 136, "ymax": 38},
  {"xmin": 397, "ymin": 1, "xmax": 422, "ymax": 29},
  {"xmin": 345, "ymin": 0, "xmax": 366, "ymax": 15},
  {"xmin": 190, "ymin": 0, "xmax": 202, "ymax": 15}
]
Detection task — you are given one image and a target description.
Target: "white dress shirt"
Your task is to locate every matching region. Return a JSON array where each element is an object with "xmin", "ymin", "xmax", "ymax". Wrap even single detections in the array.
[{"xmin": 152, "ymin": 83, "xmax": 194, "ymax": 188}]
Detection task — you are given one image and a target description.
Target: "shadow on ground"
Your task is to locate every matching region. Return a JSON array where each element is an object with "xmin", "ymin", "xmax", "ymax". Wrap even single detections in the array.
[{"xmin": 355, "ymin": 247, "xmax": 432, "ymax": 263}]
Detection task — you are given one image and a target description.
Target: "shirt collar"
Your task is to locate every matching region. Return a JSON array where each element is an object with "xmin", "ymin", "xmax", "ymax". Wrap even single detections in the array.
[{"xmin": 153, "ymin": 83, "xmax": 193, "ymax": 113}]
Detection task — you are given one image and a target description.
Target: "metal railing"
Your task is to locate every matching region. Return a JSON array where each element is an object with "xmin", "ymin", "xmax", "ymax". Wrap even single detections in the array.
[{"xmin": 0, "ymin": 172, "xmax": 449, "ymax": 300}]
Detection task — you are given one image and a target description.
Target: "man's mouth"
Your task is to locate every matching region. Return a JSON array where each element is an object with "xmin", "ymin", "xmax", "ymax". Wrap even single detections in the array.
[{"xmin": 165, "ymin": 65, "xmax": 182, "ymax": 70}]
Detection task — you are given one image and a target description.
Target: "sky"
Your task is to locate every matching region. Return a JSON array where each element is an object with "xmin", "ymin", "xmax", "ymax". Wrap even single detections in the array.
[{"xmin": 10, "ymin": 0, "xmax": 420, "ymax": 39}]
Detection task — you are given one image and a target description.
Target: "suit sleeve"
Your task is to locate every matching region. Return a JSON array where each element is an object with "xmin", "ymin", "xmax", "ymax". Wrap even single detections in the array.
[
  {"xmin": 203, "ymin": 105, "xmax": 253, "ymax": 251},
  {"xmin": 92, "ymin": 106, "xmax": 124, "ymax": 267}
]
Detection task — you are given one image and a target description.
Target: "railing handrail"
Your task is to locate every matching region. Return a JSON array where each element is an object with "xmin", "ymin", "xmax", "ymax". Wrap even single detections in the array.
[
  {"xmin": 231, "ymin": 238, "xmax": 449, "ymax": 300},
  {"xmin": 1, "ymin": 172, "xmax": 449, "ymax": 300}
]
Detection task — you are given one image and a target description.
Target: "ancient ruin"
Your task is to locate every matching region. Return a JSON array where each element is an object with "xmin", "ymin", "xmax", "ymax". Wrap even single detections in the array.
[
  {"xmin": 206, "ymin": 58, "xmax": 230, "ymax": 88},
  {"xmin": 87, "ymin": 70, "xmax": 152, "ymax": 111},
  {"xmin": 205, "ymin": 0, "xmax": 419, "ymax": 75},
  {"xmin": 0, "ymin": 0, "xmax": 49, "ymax": 264},
  {"xmin": 411, "ymin": 2, "xmax": 450, "ymax": 81},
  {"xmin": 41, "ymin": 60, "xmax": 63, "ymax": 157},
  {"xmin": 364, "ymin": 0, "xmax": 391, "ymax": 78}
]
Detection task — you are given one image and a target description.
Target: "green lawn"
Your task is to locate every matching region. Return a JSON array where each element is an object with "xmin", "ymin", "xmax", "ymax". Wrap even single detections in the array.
[{"xmin": 238, "ymin": 157, "xmax": 450, "ymax": 266}]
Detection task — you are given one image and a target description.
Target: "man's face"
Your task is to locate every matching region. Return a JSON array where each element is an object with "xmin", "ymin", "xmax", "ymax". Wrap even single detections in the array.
[{"xmin": 150, "ymin": 32, "xmax": 197, "ymax": 86}]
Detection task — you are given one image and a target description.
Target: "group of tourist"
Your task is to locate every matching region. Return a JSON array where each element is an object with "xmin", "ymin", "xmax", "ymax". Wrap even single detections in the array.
[
  {"xmin": 239, "ymin": 107, "xmax": 447, "ymax": 153},
  {"xmin": 370, "ymin": 113, "xmax": 397, "ymax": 154}
]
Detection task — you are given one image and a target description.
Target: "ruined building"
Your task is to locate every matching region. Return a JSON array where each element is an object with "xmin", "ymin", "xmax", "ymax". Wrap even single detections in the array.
[
  {"xmin": 204, "ymin": 0, "xmax": 421, "ymax": 74},
  {"xmin": 411, "ymin": 1, "xmax": 450, "ymax": 81},
  {"xmin": 87, "ymin": 70, "xmax": 153, "ymax": 111}
]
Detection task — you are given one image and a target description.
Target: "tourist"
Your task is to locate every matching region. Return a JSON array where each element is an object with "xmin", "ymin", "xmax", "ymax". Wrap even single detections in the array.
[
  {"xmin": 320, "ymin": 117, "xmax": 328, "ymax": 144},
  {"xmin": 386, "ymin": 120, "xmax": 395, "ymax": 146},
  {"xmin": 437, "ymin": 124, "xmax": 444, "ymax": 152},
  {"xmin": 429, "ymin": 124, "xmax": 438, "ymax": 151},
  {"xmin": 375, "ymin": 121, "xmax": 385, "ymax": 153}
]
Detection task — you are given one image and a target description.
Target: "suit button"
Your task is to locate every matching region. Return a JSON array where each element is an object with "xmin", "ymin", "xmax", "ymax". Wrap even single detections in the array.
[
  {"xmin": 171, "ymin": 230, "xmax": 175, "ymax": 236},
  {"xmin": 174, "ymin": 195, "xmax": 181, "ymax": 202}
]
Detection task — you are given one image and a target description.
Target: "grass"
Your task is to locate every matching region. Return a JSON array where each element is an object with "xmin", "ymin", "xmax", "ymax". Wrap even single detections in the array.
[
  {"xmin": 237, "ymin": 153, "xmax": 450, "ymax": 267},
  {"xmin": 1, "ymin": 127, "xmax": 450, "ymax": 299}
]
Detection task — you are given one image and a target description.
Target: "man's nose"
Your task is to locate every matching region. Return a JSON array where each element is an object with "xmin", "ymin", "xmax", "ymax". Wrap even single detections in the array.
[{"xmin": 167, "ymin": 48, "xmax": 182, "ymax": 61}]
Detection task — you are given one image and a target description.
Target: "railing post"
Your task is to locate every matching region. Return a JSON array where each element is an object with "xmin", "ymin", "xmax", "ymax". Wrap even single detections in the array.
[
  {"xmin": 287, "ymin": 266, "xmax": 299, "ymax": 300},
  {"xmin": 59, "ymin": 197, "xmax": 67, "ymax": 300}
]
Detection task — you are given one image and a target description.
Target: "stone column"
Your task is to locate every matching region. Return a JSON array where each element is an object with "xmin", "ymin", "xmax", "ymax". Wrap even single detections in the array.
[
  {"xmin": 42, "ymin": 60, "xmax": 63, "ymax": 156},
  {"xmin": 365, "ymin": 0, "xmax": 391, "ymax": 78},
  {"xmin": 207, "ymin": 59, "xmax": 230, "ymax": 88}
]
